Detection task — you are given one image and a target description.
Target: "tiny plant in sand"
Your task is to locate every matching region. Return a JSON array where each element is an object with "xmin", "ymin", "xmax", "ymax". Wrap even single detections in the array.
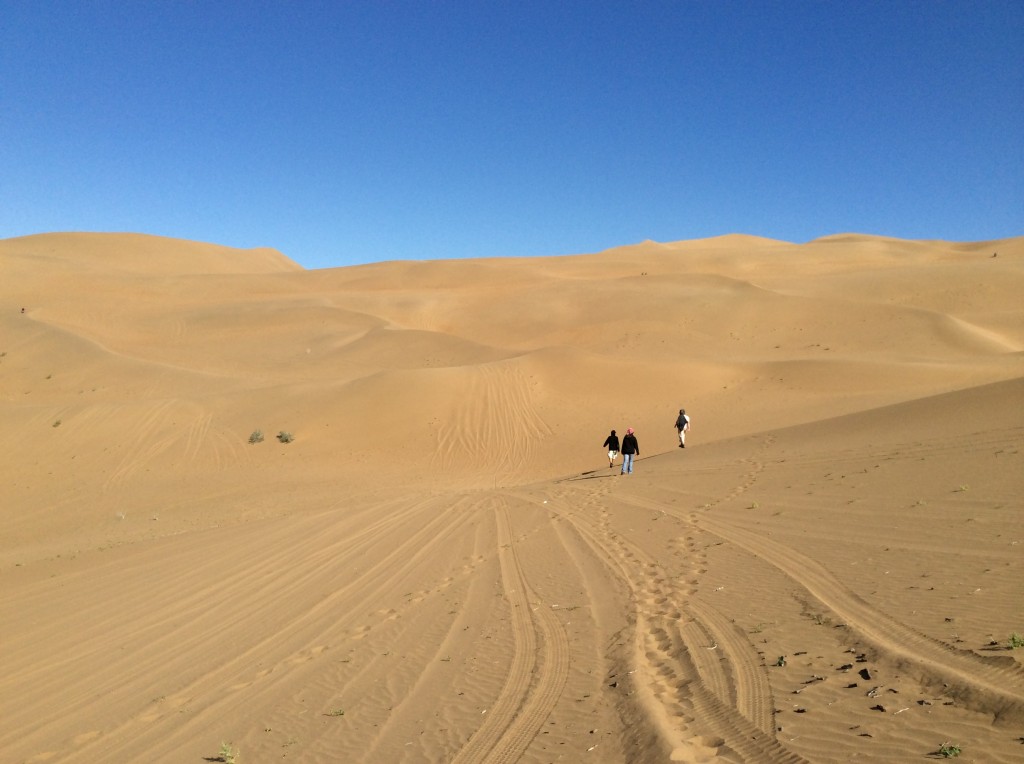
[
  {"xmin": 955, "ymin": 484, "xmax": 969, "ymax": 492},
  {"xmin": 276, "ymin": 431, "xmax": 294, "ymax": 444},
  {"xmin": 248, "ymin": 429, "xmax": 264, "ymax": 444},
  {"xmin": 748, "ymin": 501, "xmax": 759, "ymax": 509},
  {"xmin": 52, "ymin": 419, "xmax": 61, "ymax": 428},
  {"xmin": 217, "ymin": 742, "xmax": 239, "ymax": 763},
  {"xmin": 774, "ymin": 655, "xmax": 786, "ymax": 667},
  {"xmin": 1009, "ymin": 632, "xmax": 1024, "ymax": 650},
  {"xmin": 936, "ymin": 741, "xmax": 961, "ymax": 758},
  {"xmin": 326, "ymin": 707, "xmax": 345, "ymax": 716}
]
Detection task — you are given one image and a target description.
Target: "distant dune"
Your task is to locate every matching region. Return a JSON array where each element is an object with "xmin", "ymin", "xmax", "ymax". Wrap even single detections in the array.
[{"xmin": 1, "ymin": 231, "xmax": 1021, "ymax": 763}]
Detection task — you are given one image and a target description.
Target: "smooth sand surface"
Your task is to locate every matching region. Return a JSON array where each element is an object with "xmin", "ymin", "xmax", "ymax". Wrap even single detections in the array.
[{"xmin": 1, "ymin": 232, "xmax": 1022, "ymax": 763}]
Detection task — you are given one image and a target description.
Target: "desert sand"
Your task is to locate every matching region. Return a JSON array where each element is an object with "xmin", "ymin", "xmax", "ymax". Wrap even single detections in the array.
[{"xmin": 1, "ymin": 231, "xmax": 1022, "ymax": 763}]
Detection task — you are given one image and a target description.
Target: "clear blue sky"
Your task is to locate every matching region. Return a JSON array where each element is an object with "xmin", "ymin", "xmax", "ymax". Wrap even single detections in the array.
[{"xmin": 2, "ymin": 1, "xmax": 1021, "ymax": 269}]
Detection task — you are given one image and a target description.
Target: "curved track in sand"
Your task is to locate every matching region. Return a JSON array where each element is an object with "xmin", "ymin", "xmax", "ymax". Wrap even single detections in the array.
[
  {"xmin": 452, "ymin": 495, "xmax": 569, "ymax": 764},
  {"xmin": 530, "ymin": 480, "xmax": 807, "ymax": 763},
  {"xmin": 2, "ymin": 493, "xmax": 489, "ymax": 762},
  {"xmin": 433, "ymin": 363, "xmax": 551, "ymax": 482},
  {"xmin": 695, "ymin": 513, "xmax": 1024, "ymax": 726}
]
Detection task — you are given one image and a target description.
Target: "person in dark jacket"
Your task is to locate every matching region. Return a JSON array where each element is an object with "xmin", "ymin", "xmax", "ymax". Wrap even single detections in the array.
[
  {"xmin": 675, "ymin": 408, "xmax": 690, "ymax": 448},
  {"xmin": 602, "ymin": 429, "xmax": 620, "ymax": 468},
  {"xmin": 620, "ymin": 428, "xmax": 639, "ymax": 475}
]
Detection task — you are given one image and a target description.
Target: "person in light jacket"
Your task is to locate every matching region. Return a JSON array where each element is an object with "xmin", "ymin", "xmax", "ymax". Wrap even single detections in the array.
[{"xmin": 675, "ymin": 408, "xmax": 691, "ymax": 448}]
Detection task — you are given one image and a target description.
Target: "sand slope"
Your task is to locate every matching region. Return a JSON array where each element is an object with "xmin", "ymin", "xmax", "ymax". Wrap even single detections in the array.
[{"xmin": 1, "ymin": 232, "xmax": 1022, "ymax": 763}]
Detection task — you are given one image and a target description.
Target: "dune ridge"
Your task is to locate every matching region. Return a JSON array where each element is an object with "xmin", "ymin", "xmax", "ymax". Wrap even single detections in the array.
[{"xmin": 1, "ymin": 231, "xmax": 1021, "ymax": 762}]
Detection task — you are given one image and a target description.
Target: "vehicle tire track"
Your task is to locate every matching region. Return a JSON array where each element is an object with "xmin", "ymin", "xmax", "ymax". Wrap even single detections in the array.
[
  {"xmin": 103, "ymin": 399, "xmax": 178, "ymax": 489},
  {"xmin": 698, "ymin": 514, "xmax": 1024, "ymax": 726},
  {"xmin": 3, "ymin": 494, "xmax": 482, "ymax": 763},
  {"xmin": 537, "ymin": 485, "xmax": 802, "ymax": 762},
  {"xmin": 182, "ymin": 409, "xmax": 212, "ymax": 464},
  {"xmin": 433, "ymin": 362, "xmax": 551, "ymax": 483},
  {"xmin": 452, "ymin": 495, "xmax": 569, "ymax": 764},
  {"xmin": 687, "ymin": 596, "xmax": 776, "ymax": 735}
]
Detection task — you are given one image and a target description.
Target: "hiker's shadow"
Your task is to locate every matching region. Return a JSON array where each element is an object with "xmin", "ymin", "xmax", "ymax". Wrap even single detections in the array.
[{"xmin": 559, "ymin": 469, "xmax": 618, "ymax": 482}]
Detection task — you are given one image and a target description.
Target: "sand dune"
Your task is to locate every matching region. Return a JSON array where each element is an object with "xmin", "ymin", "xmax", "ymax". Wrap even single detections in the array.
[{"xmin": 1, "ymin": 232, "xmax": 1022, "ymax": 763}]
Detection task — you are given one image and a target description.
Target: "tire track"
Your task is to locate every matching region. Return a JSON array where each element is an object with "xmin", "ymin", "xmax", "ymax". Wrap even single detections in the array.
[
  {"xmin": 698, "ymin": 514, "xmax": 1024, "ymax": 725},
  {"xmin": 2, "ymin": 494, "xmax": 483, "ymax": 763},
  {"xmin": 5, "ymin": 493, "xmax": 459, "ymax": 688},
  {"xmin": 687, "ymin": 596, "xmax": 775, "ymax": 735},
  {"xmin": 538, "ymin": 484, "xmax": 802, "ymax": 762},
  {"xmin": 452, "ymin": 495, "xmax": 569, "ymax": 764},
  {"xmin": 103, "ymin": 399, "xmax": 178, "ymax": 489},
  {"xmin": 182, "ymin": 409, "xmax": 212, "ymax": 464},
  {"xmin": 433, "ymin": 362, "xmax": 551, "ymax": 483}
]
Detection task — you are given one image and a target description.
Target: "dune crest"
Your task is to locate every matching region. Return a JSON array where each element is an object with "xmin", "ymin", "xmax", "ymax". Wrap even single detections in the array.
[
  {"xmin": 2, "ymin": 231, "xmax": 302, "ymax": 275},
  {"xmin": 1, "ymin": 231, "xmax": 1022, "ymax": 763}
]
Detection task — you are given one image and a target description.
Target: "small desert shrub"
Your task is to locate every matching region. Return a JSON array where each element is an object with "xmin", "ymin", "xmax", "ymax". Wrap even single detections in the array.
[
  {"xmin": 1009, "ymin": 632, "xmax": 1024, "ymax": 650},
  {"xmin": 217, "ymin": 742, "xmax": 239, "ymax": 763},
  {"xmin": 276, "ymin": 431, "xmax": 294, "ymax": 444},
  {"xmin": 937, "ymin": 741, "xmax": 961, "ymax": 758},
  {"xmin": 52, "ymin": 419, "xmax": 62, "ymax": 428},
  {"xmin": 248, "ymin": 429, "xmax": 264, "ymax": 444}
]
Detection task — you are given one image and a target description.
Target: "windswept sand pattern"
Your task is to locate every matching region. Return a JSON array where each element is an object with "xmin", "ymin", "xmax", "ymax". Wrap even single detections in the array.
[
  {"xmin": 434, "ymin": 363, "xmax": 551, "ymax": 481},
  {"xmin": 452, "ymin": 495, "xmax": 569, "ymax": 764}
]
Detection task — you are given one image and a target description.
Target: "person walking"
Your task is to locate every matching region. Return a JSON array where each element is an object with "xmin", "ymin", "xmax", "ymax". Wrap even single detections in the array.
[
  {"xmin": 602, "ymin": 429, "xmax": 620, "ymax": 468},
  {"xmin": 675, "ymin": 408, "xmax": 691, "ymax": 448},
  {"xmin": 620, "ymin": 428, "xmax": 639, "ymax": 475}
]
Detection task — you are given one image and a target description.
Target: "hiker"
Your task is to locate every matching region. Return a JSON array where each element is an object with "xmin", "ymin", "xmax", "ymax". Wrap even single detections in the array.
[
  {"xmin": 602, "ymin": 429, "xmax": 620, "ymax": 468},
  {"xmin": 675, "ymin": 408, "xmax": 690, "ymax": 448},
  {"xmin": 620, "ymin": 428, "xmax": 639, "ymax": 475}
]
